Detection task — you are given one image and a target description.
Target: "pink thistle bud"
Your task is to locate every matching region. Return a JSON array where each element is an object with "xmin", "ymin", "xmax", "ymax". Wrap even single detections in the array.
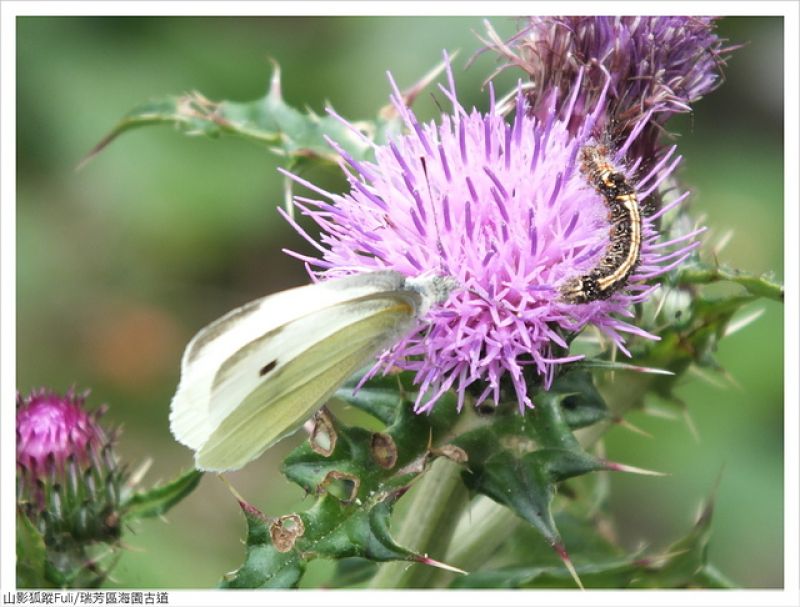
[{"xmin": 16, "ymin": 388, "xmax": 108, "ymax": 482}]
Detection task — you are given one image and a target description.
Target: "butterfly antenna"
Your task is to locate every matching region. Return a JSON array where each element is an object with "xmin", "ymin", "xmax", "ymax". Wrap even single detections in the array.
[
  {"xmin": 420, "ymin": 156, "xmax": 448, "ymax": 275},
  {"xmin": 429, "ymin": 90, "xmax": 447, "ymax": 116}
]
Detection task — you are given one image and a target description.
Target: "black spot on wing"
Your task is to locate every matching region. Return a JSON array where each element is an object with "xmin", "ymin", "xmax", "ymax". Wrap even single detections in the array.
[
  {"xmin": 259, "ymin": 360, "xmax": 278, "ymax": 377},
  {"xmin": 211, "ymin": 325, "xmax": 286, "ymax": 391}
]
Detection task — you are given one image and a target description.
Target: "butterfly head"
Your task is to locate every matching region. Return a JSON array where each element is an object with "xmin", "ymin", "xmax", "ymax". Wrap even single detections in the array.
[{"xmin": 404, "ymin": 274, "xmax": 459, "ymax": 316}]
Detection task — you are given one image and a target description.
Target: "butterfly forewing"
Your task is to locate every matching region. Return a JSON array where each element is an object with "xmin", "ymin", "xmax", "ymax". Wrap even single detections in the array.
[
  {"xmin": 206, "ymin": 293, "xmax": 419, "ymax": 430},
  {"xmin": 169, "ymin": 271, "xmax": 409, "ymax": 451},
  {"xmin": 194, "ymin": 294, "xmax": 420, "ymax": 471}
]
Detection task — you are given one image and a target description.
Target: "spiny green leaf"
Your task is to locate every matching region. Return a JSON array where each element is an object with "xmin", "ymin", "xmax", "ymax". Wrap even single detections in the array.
[
  {"xmin": 80, "ymin": 63, "xmax": 372, "ymax": 169},
  {"xmin": 461, "ymin": 448, "xmax": 601, "ymax": 547},
  {"xmin": 450, "ymin": 511, "xmax": 633, "ymax": 589},
  {"xmin": 121, "ymin": 469, "xmax": 203, "ymax": 521},
  {"xmin": 584, "ymin": 259, "xmax": 781, "ymax": 424},
  {"xmin": 283, "ymin": 385, "xmax": 456, "ymax": 498},
  {"xmin": 527, "ymin": 392, "xmax": 584, "ymax": 450},
  {"xmin": 220, "ymin": 500, "xmax": 305, "ymax": 589},
  {"xmin": 451, "ymin": 496, "xmax": 731, "ymax": 589},
  {"xmin": 455, "ymin": 373, "xmax": 606, "ymax": 553},
  {"xmin": 228, "ymin": 367, "xmax": 467, "ymax": 588},
  {"xmin": 222, "ymin": 491, "xmax": 427, "ymax": 588},
  {"xmin": 283, "ymin": 414, "xmax": 376, "ymax": 496},
  {"xmin": 384, "ymin": 382, "xmax": 460, "ymax": 459},
  {"xmin": 301, "ymin": 494, "xmax": 414, "ymax": 562}
]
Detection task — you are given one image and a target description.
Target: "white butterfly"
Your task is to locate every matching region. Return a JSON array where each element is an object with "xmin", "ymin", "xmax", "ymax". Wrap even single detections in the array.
[{"xmin": 169, "ymin": 270, "xmax": 457, "ymax": 472}]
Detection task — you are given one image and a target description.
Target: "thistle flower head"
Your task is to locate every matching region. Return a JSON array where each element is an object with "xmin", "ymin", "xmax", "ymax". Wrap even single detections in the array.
[
  {"xmin": 282, "ymin": 58, "xmax": 700, "ymax": 413},
  {"xmin": 481, "ymin": 16, "xmax": 735, "ymax": 160}
]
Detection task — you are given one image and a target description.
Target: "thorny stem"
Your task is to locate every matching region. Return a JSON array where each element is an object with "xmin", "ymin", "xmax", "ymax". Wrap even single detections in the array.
[{"xmin": 368, "ymin": 458, "xmax": 469, "ymax": 588}]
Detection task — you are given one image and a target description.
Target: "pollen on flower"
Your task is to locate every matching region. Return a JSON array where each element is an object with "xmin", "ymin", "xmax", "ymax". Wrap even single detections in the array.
[{"xmin": 280, "ymin": 54, "xmax": 701, "ymax": 414}]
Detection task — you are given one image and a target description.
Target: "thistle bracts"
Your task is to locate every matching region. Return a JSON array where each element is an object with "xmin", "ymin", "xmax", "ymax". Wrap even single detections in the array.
[
  {"xmin": 16, "ymin": 389, "xmax": 125, "ymax": 587},
  {"xmin": 16, "ymin": 388, "xmax": 203, "ymax": 588}
]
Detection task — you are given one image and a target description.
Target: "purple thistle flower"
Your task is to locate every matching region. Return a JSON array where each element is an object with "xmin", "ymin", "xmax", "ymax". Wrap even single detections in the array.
[
  {"xmin": 17, "ymin": 388, "xmax": 109, "ymax": 481},
  {"xmin": 480, "ymin": 17, "xmax": 736, "ymax": 162},
  {"xmin": 281, "ymin": 58, "xmax": 700, "ymax": 413}
]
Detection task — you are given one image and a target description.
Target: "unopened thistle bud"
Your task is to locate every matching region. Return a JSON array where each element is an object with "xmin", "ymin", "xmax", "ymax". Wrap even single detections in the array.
[{"xmin": 16, "ymin": 388, "xmax": 126, "ymax": 587}]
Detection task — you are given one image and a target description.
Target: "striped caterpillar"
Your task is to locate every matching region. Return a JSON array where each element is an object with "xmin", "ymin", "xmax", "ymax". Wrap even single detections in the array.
[{"xmin": 560, "ymin": 145, "xmax": 642, "ymax": 304}]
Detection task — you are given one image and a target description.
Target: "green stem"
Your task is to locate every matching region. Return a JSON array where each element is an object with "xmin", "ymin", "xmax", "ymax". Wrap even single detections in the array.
[
  {"xmin": 677, "ymin": 265, "xmax": 783, "ymax": 301},
  {"xmin": 369, "ymin": 458, "xmax": 469, "ymax": 588}
]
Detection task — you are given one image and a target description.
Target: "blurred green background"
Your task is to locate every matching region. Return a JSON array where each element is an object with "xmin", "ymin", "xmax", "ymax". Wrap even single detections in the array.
[{"xmin": 16, "ymin": 17, "xmax": 784, "ymax": 588}]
